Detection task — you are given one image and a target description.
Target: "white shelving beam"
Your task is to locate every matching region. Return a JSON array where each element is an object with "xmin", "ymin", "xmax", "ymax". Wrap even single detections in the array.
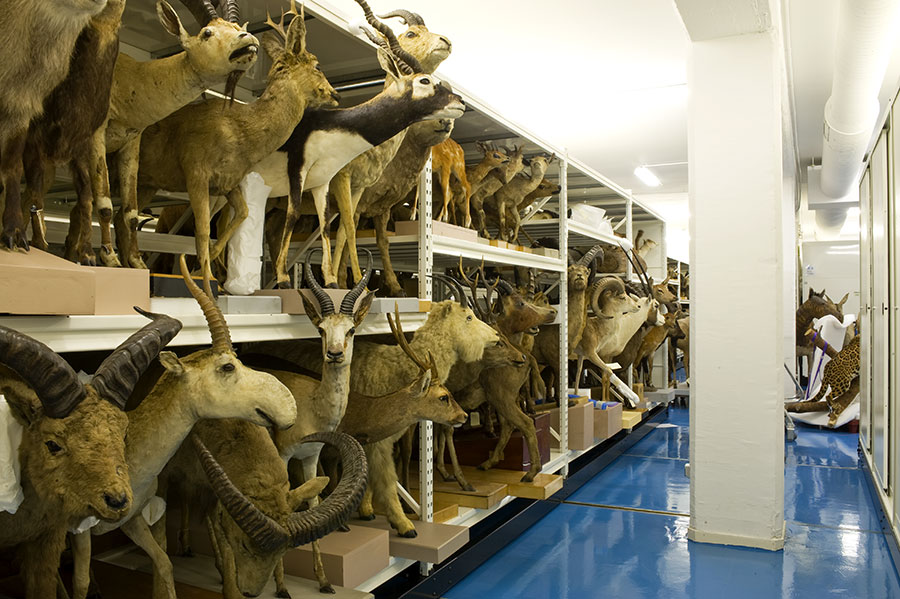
[
  {"xmin": 417, "ymin": 153, "xmax": 434, "ymax": 577},
  {"xmin": 558, "ymin": 157, "xmax": 570, "ymax": 477}
]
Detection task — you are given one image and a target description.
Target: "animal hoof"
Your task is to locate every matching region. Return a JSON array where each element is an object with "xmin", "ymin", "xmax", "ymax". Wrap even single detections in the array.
[
  {"xmin": 477, "ymin": 463, "xmax": 491, "ymax": 471},
  {"xmin": 2, "ymin": 228, "xmax": 28, "ymax": 251},
  {"xmin": 129, "ymin": 256, "xmax": 148, "ymax": 270},
  {"xmin": 461, "ymin": 483, "xmax": 476, "ymax": 492},
  {"xmin": 441, "ymin": 473, "xmax": 457, "ymax": 482},
  {"xmin": 30, "ymin": 236, "xmax": 49, "ymax": 252},
  {"xmin": 520, "ymin": 473, "xmax": 535, "ymax": 483},
  {"xmin": 276, "ymin": 279, "xmax": 292, "ymax": 290},
  {"xmin": 319, "ymin": 585, "xmax": 336, "ymax": 594},
  {"xmin": 357, "ymin": 513, "xmax": 376, "ymax": 521},
  {"xmin": 398, "ymin": 529, "xmax": 417, "ymax": 539},
  {"xmin": 337, "ymin": 523, "xmax": 351, "ymax": 532},
  {"xmin": 276, "ymin": 590, "xmax": 292, "ymax": 599}
]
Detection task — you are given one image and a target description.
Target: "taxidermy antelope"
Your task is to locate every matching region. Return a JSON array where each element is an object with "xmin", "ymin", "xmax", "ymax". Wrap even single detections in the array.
[
  {"xmin": 470, "ymin": 146, "xmax": 526, "ymax": 238},
  {"xmin": 443, "ymin": 141, "xmax": 509, "ymax": 227},
  {"xmin": 260, "ymin": 251, "xmax": 373, "ymax": 594},
  {"xmin": 0, "ymin": 0, "xmax": 108, "ymax": 249},
  {"xmin": 796, "ymin": 288, "xmax": 847, "ymax": 369},
  {"xmin": 0, "ymin": 311, "xmax": 180, "ymax": 598},
  {"xmin": 486, "ymin": 154, "xmax": 555, "ymax": 242},
  {"xmin": 69, "ymin": 255, "xmax": 298, "ymax": 599},
  {"xmin": 634, "ymin": 309, "xmax": 680, "ymax": 390},
  {"xmin": 255, "ymin": 10, "xmax": 464, "ymax": 288},
  {"xmin": 135, "ymin": 4, "xmax": 337, "ymax": 282},
  {"xmin": 162, "ymin": 429, "xmax": 366, "ymax": 599},
  {"xmin": 432, "ymin": 137, "xmax": 471, "ymax": 225},
  {"xmin": 19, "ymin": 0, "xmax": 125, "ymax": 261},
  {"xmin": 103, "ymin": 0, "xmax": 259, "ymax": 268}
]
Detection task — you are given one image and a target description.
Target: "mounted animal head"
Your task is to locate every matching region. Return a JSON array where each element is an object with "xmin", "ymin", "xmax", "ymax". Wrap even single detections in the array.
[
  {"xmin": 387, "ymin": 308, "xmax": 467, "ymax": 427},
  {"xmin": 491, "ymin": 277, "xmax": 556, "ymax": 335},
  {"xmin": 425, "ymin": 275, "xmax": 500, "ymax": 363},
  {"xmin": 163, "ymin": 0, "xmax": 259, "ymax": 91},
  {"xmin": 0, "ymin": 311, "xmax": 181, "ymax": 526},
  {"xmin": 156, "ymin": 256, "xmax": 298, "ymax": 429},
  {"xmin": 523, "ymin": 178, "xmax": 561, "ymax": 203},
  {"xmin": 193, "ymin": 431, "xmax": 367, "ymax": 597},
  {"xmin": 591, "ymin": 276, "xmax": 640, "ymax": 318},
  {"xmin": 300, "ymin": 249, "xmax": 375, "ymax": 366},
  {"xmin": 368, "ymin": 5, "xmax": 452, "ymax": 73},
  {"xmin": 476, "ymin": 141, "xmax": 509, "ymax": 169},
  {"xmin": 501, "ymin": 145, "xmax": 527, "ymax": 183},
  {"xmin": 651, "ymin": 274, "xmax": 678, "ymax": 305},
  {"xmin": 261, "ymin": 2, "xmax": 339, "ymax": 109},
  {"xmin": 797, "ymin": 289, "xmax": 846, "ymax": 338},
  {"xmin": 568, "ymin": 245, "xmax": 603, "ymax": 292}
]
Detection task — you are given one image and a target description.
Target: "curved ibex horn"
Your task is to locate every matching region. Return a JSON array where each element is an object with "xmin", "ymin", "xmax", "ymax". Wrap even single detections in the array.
[
  {"xmin": 378, "ymin": 9, "xmax": 425, "ymax": 26},
  {"xmin": 179, "ymin": 255, "xmax": 232, "ymax": 351},
  {"xmin": 304, "ymin": 249, "xmax": 335, "ymax": 316},
  {"xmin": 284, "ymin": 432, "xmax": 367, "ymax": 547},
  {"xmin": 179, "ymin": 0, "xmax": 220, "ymax": 26},
  {"xmin": 192, "ymin": 434, "xmax": 288, "ymax": 552},
  {"xmin": 0, "ymin": 327, "xmax": 85, "ymax": 419},
  {"xmin": 223, "ymin": 0, "xmax": 239, "ymax": 24},
  {"xmin": 493, "ymin": 278, "xmax": 516, "ymax": 297},
  {"xmin": 92, "ymin": 309, "xmax": 183, "ymax": 410},
  {"xmin": 527, "ymin": 270, "xmax": 536, "ymax": 302},
  {"xmin": 352, "ymin": 0, "xmax": 424, "ymax": 74},
  {"xmin": 577, "ymin": 244, "xmax": 603, "ymax": 268},
  {"xmin": 340, "ymin": 249, "xmax": 373, "ymax": 315},
  {"xmin": 430, "ymin": 273, "xmax": 467, "ymax": 307},
  {"xmin": 590, "ymin": 277, "xmax": 625, "ymax": 319}
]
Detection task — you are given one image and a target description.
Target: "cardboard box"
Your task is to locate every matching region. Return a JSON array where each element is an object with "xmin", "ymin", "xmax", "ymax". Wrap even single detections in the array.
[
  {"xmin": 549, "ymin": 402, "xmax": 594, "ymax": 450},
  {"xmin": 592, "ymin": 401, "xmax": 623, "ymax": 442},
  {"xmin": 84, "ymin": 266, "xmax": 150, "ymax": 315},
  {"xmin": 452, "ymin": 412, "xmax": 551, "ymax": 470},
  {"xmin": 282, "ymin": 525, "xmax": 389, "ymax": 589},
  {"xmin": 0, "ymin": 248, "xmax": 94, "ymax": 315}
]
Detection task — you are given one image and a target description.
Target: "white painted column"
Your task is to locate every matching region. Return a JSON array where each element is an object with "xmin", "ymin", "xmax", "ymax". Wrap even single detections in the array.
[{"xmin": 681, "ymin": 3, "xmax": 787, "ymax": 550}]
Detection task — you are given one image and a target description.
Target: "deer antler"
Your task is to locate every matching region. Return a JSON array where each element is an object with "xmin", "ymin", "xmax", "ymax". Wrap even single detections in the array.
[
  {"xmin": 387, "ymin": 303, "xmax": 430, "ymax": 373},
  {"xmin": 458, "ymin": 257, "xmax": 493, "ymax": 323},
  {"xmin": 265, "ymin": 0, "xmax": 299, "ymax": 41}
]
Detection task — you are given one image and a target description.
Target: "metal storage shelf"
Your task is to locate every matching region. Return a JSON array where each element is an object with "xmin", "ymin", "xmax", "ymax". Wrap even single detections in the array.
[{"xmin": 517, "ymin": 218, "xmax": 633, "ymax": 250}]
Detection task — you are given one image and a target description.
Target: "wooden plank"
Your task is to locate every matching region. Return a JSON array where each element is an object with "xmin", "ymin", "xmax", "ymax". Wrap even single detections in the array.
[
  {"xmin": 408, "ymin": 492, "xmax": 460, "ymax": 523},
  {"xmin": 353, "ymin": 516, "xmax": 469, "ymax": 564},
  {"xmin": 622, "ymin": 409, "xmax": 644, "ymax": 431},
  {"xmin": 410, "ymin": 476, "xmax": 508, "ymax": 509},
  {"xmin": 453, "ymin": 466, "xmax": 564, "ymax": 500}
]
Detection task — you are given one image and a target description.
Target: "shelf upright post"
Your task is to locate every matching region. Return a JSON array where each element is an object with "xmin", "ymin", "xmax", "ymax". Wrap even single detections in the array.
[
  {"xmin": 559, "ymin": 157, "xmax": 569, "ymax": 476},
  {"xmin": 661, "ymin": 220, "xmax": 669, "ymax": 390},
  {"xmin": 417, "ymin": 151, "xmax": 434, "ymax": 576},
  {"xmin": 625, "ymin": 196, "xmax": 634, "ymax": 388}
]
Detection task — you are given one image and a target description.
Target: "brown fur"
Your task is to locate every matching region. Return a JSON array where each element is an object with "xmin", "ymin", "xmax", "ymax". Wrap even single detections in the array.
[
  {"xmin": 470, "ymin": 146, "xmax": 526, "ymax": 238},
  {"xmin": 484, "ymin": 156, "xmax": 553, "ymax": 242},
  {"xmin": 432, "ymin": 137, "xmax": 471, "ymax": 225},
  {"xmin": 634, "ymin": 310, "xmax": 680, "ymax": 389}
]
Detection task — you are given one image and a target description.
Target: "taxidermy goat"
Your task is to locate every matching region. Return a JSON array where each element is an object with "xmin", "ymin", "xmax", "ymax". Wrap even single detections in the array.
[
  {"xmin": 0, "ymin": 311, "xmax": 181, "ymax": 598},
  {"xmin": 0, "ymin": 0, "xmax": 108, "ymax": 249},
  {"xmin": 102, "ymin": 0, "xmax": 258, "ymax": 268}
]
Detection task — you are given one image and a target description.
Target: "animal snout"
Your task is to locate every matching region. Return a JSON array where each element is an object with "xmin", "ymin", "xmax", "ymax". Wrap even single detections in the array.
[
  {"xmin": 104, "ymin": 493, "xmax": 129, "ymax": 511},
  {"xmin": 440, "ymin": 36, "xmax": 452, "ymax": 50},
  {"xmin": 326, "ymin": 350, "xmax": 344, "ymax": 362},
  {"xmin": 239, "ymin": 32, "xmax": 249, "ymax": 39},
  {"xmin": 331, "ymin": 91, "xmax": 341, "ymax": 103}
]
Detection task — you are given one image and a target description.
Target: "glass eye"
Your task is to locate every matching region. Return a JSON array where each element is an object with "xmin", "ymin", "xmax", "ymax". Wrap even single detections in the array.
[
  {"xmin": 348, "ymin": 328, "xmax": 356, "ymax": 336},
  {"xmin": 406, "ymin": 31, "xmax": 417, "ymax": 38},
  {"xmin": 202, "ymin": 28, "xmax": 213, "ymax": 39},
  {"xmin": 466, "ymin": 315, "xmax": 472, "ymax": 321},
  {"xmin": 45, "ymin": 440, "xmax": 62, "ymax": 454},
  {"xmin": 439, "ymin": 395, "xmax": 450, "ymax": 403},
  {"xmin": 221, "ymin": 362, "xmax": 236, "ymax": 372},
  {"xmin": 420, "ymin": 78, "xmax": 430, "ymax": 85}
]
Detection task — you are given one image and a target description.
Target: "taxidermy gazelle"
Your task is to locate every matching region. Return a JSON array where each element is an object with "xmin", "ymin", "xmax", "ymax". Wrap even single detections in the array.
[
  {"xmin": 104, "ymin": 0, "xmax": 260, "ymax": 268},
  {"xmin": 0, "ymin": 0, "xmax": 108, "ymax": 249},
  {"xmin": 135, "ymin": 2, "xmax": 338, "ymax": 283},
  {"xmin": 255, "ymin": 2, "xmax": 464, "ymax": 288},
  {"xmin": 20, "ymin": 0, "xmax": 126, "ymax": 262}
]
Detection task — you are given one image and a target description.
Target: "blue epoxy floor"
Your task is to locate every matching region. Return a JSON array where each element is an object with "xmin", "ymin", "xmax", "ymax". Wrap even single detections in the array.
[{"xmin": 444, "ymin": 407, "xmax": 900, "ymax": 599}]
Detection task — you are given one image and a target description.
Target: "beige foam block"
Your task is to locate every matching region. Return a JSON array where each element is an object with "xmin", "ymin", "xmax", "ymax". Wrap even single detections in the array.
[
  {"xmin": 282, "ymin": 524, "xmax": 389, "ymax": 589},
  {"xmin": 0, "ymin": 248, "xmax": 95, "ymax": 315},
  {"xmin": 622, "ymin": 409, "xmax": 644, "ymax": 430},
  {"xmin": 353, "ymin": 515, "xmax": 469, "ymax": 564},
  {"xmin": 83, "ymin": 266, "xmax": 150, "ymax": 315},
  {"xmin": 408, "ymin": 492, "xmax": 460, "ymax": 523}
]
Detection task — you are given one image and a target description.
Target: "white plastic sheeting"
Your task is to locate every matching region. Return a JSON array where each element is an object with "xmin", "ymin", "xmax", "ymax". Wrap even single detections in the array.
[
  {"xmin": 225, "ymin": 172, "xmax": 272, "ymax": 295},
  {"xmin": 0, "ymin": 397, "xmax": 24, "ymax": 514}
]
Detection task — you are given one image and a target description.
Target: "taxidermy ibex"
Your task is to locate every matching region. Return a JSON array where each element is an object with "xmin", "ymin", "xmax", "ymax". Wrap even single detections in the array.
[
  {"xmin": 135, "ymin": 2, "xmax": 337, "ymax": 282},
  {"xmin": 0, "ymin": 311, "xmax": 181, "ymax": 598},
  {"xmin": 0, "ymin": 0, "xmax": 108, "ymax": 249},
  {"xmin": 69, "ymin": 255, "xmax": 298, "ymax": 599}
]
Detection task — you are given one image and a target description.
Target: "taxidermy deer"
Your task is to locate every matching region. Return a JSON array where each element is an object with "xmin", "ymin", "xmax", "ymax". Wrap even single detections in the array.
[
  {"xmin": 470, "ymin": 145, "xmax": 526, "ymax": 238},
  {"xmin": 69, "ymin": 255, "xmax": 298, "ymax": 599},
  {"xmin": 162, "ymin": 429, "xmax": 366, "ymax": 599},
  {"xmin": 486, "ymin": 154, "xmax": 555, "ymax": 242},
  {"xmin": 255, "ymin": 8, "xmax": 464, "ymax": 289},
  {"xmin": 0, "ymin": 0, "xmax": 109, "ymax": 250},
  {"xmin": 442, "ymin": 141, "xmax": 509, "ymax": 226},
  {"xmin": 532, "ymin": 245, "xmax": 603, "ymax": 401},
  {"xmin": 19, "ymin": 0, "xmax": 125, "ymax": 261},
  {"xmin": 134, "ymin": 4, "xmax": 337, "ymax": 282},
  {"xmin": 796, "ymin": 288, "xmax": 847, "ymax": 369},
  {"xmin": 634, "ymin": 309, "xmax": 680, "ymax": 390},
  {"xmin": 0, "ymin": 311, "xmax": 181, "ymax": 599},
  {"xmin": 102, "ymin": 0, "xmax": 259, "ymax": 268},
  {"xmin": 486, "ymin": 176, "xmax": 560, "ymax": 243},
  {"xmin": 432, "ymin": 137, "xmax": 471, "ymax": 225},
  {"xmin": 351, "ymin": 118, "xmax": 455, "ymax": 296}
]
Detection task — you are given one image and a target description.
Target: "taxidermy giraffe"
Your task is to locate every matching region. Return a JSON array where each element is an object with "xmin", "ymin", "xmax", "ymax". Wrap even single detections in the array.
[
  {"xmin": 135, "ymin": 3, "xmax": 338, "ymax": 283},
  {"xmin": 0, "ymin": 310, "xmax": 181, "ymax": 599},
  {"xmin": 0, "ymin": 0, "xmax": 108, "ymax": 250},
  {"xmin": 105, "ymin": 0, "xmax": 260, "ymax": 268},
  {"xmin": 20, "ymin": 0, "xmax": 126, "ymax": 262},
  {"xmin": 253, "ymin": 10, "xmax": 464, "ymax": 289},
  {"xmin": 432, "ymin": 137, "xmax": 471, "ymax": 225}
]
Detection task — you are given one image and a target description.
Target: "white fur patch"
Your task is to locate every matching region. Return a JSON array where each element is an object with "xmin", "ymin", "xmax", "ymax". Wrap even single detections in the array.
[
  {"xmin": 124, "ymin": 209, "xmax": 139, "ymax": 223},
  {"xmin": 71, "ymin": 516, "xmax": 100, "ymax": 534},
  {"xmin": 304, "ymin": 130, "xmax": 373, "ymax": 189},
  {"xmin": 411, "ymin": 77, "xmax": 437, "ymax": 101},
  {"xmin": 0, "ymin": 398, "xmax": 24, "ymax": 514},
  {"xmin": 96, "ymin": 195, "xmax": 113, "ymax": 213},
  {"xmin": 142, "ymin": 496, "xmax": 167, "ymax": 526}
]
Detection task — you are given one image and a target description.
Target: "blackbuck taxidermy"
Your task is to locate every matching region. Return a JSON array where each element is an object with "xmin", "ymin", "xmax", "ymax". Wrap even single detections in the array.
[
  {"xmin": 0, "ymin": 0, "xmax": 109, "ymax": 249},
  {"xmin": 134, "ymin": 2, "xmax": 336, "ymax": 282},
  {"xmin": 69, "ymin": 255, "xmax": 298, "ymax": 599},
  {"xmin": 20, "ymin": 0, "xmax": 125, "ymax": 261},
  {"xmin": 254, "ymin": 3, "xmax": 464, "ymax": 288},
  {"xmin": 0, "ymin": 311, "xmax": 181, "ymax": 599}
]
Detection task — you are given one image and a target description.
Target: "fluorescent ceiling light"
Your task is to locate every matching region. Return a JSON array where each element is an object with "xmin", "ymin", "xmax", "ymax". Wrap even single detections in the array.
[{"xmin": 634, "ymin": 166, "xmax": 661, "ymax": 187}]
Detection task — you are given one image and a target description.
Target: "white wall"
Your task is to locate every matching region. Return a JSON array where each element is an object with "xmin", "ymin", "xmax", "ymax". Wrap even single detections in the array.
[
  {"xmin": 635, "ymin": 192, "xmax": 690, "ymax": 263},
  {"xmin": 801, "ymin": 240, "xmax": 861, "ymax": 316}
]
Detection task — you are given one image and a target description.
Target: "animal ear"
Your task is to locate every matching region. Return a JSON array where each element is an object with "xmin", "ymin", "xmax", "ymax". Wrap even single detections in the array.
[
  {"xmin": 353, "ymin": 291, "xmax": 376, "ymax": 327},
  {"xmin": 376, "ymin": 48, "xmax": 402, "ymax": 81},
  {"xmin": 838, "ymin": 293, "xmax": 849, "ymax": 308},
  {"xmin": 288, "ymin": 476, "xmax": 329, "ymax": 510},
  {"xmin": 419, "ymin": 369, "xmax": 433, "ymax": 394},
  {"xmin": 156, "ymin": 1, "xmax": 188, "ymax": 42},
  {"xmin": 284, "ymin": 11, "xmax": 307, "ymax": 55},
  {"xmin": 158, "ymin": 351, "xmax": 185, "ymax": 376},
  {"xmin": 300, "ymin": 293, "xmax": 323, "ymax": 327},
  {"xmin": 1, "ymin": 380, "xmax": 40, "ymax": 426},
  {"xmin": 260, "ymin": 32, "xmax": 284, "ymax": 61}
]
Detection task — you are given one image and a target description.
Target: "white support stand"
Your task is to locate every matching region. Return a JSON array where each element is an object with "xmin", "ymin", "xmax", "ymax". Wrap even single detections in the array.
[{"xmin": 417, "ymin": 153, "xmax": 434, "ymax": 576}]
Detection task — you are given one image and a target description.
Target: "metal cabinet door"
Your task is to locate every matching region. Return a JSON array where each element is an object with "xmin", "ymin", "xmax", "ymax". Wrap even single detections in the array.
[
  {"xmin": 872, "ymin": 131, "xmax": 890, "ymax": 491},
  {"xmin": 861, "ymin": 167, "xmax": 873, "ymax": 453}
]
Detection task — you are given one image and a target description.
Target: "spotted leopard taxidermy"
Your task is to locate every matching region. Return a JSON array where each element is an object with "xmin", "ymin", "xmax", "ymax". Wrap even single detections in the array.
[{"xmin": 788, "ymin": 335, "xmax": 860, "ymax": 426}]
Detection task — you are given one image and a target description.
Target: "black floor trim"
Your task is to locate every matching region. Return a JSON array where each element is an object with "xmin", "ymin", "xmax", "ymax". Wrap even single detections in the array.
[{"xmin": 387, "ymin": 405, "xmax": 669, "ymax": 599}]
